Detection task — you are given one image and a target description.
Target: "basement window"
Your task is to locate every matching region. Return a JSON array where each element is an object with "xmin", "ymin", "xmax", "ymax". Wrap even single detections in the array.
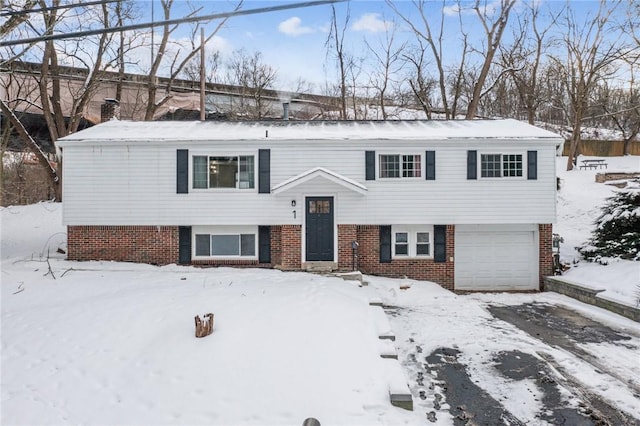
[{"xmin": 195, "ymin": 233, "xmax": 256, "ymax": 257}]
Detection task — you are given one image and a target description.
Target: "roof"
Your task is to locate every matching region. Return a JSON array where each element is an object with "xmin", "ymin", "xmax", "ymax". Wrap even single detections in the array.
[{"xmin": 57, "ymin": 119, "xmax": 563, "ymax": 145}]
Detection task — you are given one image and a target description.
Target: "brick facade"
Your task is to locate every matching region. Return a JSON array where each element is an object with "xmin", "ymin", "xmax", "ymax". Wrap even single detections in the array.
[
  {"xmin": 539, "ymin": 223, "xmax": 554, "ymax": 289},
  {"xmin": 67, "ymin": 225, "xmax": 178, "ymax": 265},
  {"xmin": 68, "ymin": 223, "xmax": 549, "ymax": 292},
  {"xmin": 350, "ymin": 225, "xmax": 455, "ymax": 290}
]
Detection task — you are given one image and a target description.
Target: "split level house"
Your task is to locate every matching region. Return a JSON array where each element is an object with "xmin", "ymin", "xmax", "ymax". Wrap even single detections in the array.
[{"xmin": 57, "ymin": 119, "xmax": 562, "ymax": 292}]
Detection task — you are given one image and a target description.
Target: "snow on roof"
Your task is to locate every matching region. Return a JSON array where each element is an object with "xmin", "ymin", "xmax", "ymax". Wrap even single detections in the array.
[{"xmin": 58, "ymin": 119, "xmax": 562, "ymax": 145}]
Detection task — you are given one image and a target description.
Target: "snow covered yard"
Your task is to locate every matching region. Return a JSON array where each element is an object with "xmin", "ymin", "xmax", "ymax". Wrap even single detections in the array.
[
  {"xmin": 2, "ymin": 155, "xmax": 639, "ymax": 425},
  {"xmin": 1, "ymin": 204, "xmax": 422, "ymax": 425},
  {"xmin": 555, "ymin": 155, "xmax": 640, "ymax": 306}
]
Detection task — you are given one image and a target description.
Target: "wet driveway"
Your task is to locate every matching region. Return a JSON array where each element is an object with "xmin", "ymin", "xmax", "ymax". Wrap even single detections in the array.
[{"xmin": 392, "ymin": 302, "xmax": 640, "ymax": 425}]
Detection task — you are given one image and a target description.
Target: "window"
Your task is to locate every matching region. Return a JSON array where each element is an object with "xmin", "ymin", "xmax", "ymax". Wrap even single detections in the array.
[
  {"xmin": 395, "ymin": 232, "xmax": 408, "ymax": 255},
  {"xmin": 193, "ymin": 155, "xmax": 255, "ymax": 189},
  {"xmin": 481, "ymin": 154, "xmax": 523, "ymax": 178},
  {"xmin": 380, "ymin": 154, "xmax": 421, "ymax": 178},
  {"xmin": 416, "ymin": 232, "xmax": 430, "ymax": 255},
  {"xmin": 195, "ymin": 233, "xmax": 256, "ymax": 257},
  {"xmin": 392, "ymin": 227, "xmax": 432, "ymax": 258}
]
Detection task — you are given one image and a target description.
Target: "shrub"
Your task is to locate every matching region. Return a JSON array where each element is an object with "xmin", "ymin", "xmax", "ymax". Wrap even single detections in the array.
[{"xmin": 578, "ymin": 181, "xmax": 640, "ymax": 264}]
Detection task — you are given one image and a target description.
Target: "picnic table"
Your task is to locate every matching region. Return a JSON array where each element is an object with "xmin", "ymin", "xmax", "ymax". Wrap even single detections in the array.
[{"xmin": 579, "ymin": 159, "xmax": 608, "ymax": 170}]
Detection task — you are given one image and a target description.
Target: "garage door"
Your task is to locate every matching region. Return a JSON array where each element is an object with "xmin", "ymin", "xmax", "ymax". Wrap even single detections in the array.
[{"xmin": 455, "ymin": 225, "xmax": 538, "ymax": 291}]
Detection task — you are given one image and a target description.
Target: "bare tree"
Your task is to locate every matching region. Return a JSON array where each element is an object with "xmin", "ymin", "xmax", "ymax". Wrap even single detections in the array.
[
  {"xmin": 144, "ymin": 0, "xmax": 239, "ymax": 120},
  {"xmin": 364, "ymin": 19, "xmax": 406, "ymax": 120},
  {"xmin": 225, "ymin": 49, "xmax": 277, "ymax": 119},
  {"xmin": 402, "ymin": 40, "xmax": 437, "ymax": 119},
  {"xmin": 325, "ymin": 4, "xmax": 350, "ymax": 120},
  {"xmin": 181, "ymin": 51, "xmax": 222, "ymax": 84},
  {"xmin": 499, "ymin": 2, "xmax": 560, "ymax": 124},
  {"xmin": 550, "ymin": 0, "xmax": 628, "ymax": 170},
  {"xmin": 388, "ymin": 0, "xmax": 455, "ymax": 119},
  {"xmin": 464, "ymin": 0, "xmax": 517, "ymax": 119}
]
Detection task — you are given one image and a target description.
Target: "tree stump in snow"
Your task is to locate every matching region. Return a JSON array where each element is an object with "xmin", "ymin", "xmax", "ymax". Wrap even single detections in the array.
[{"xmin": 195, "ymin": 313, "xmax": 214, "ymax": 338}]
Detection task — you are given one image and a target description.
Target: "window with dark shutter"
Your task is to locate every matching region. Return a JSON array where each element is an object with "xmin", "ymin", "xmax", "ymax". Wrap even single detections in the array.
[
  {"xmin": 380, "ymin": 225, "xmax": 392, "ymax": 263},
  {"xmin": 258, "ymin": 149, "xmax": 270, "ymax": 193},
  {"xmin": 527, "ymin": 151, "xmax": 537, "ymax": 180},
  {"xmin": 258, "ymin": 226, "xmax": 271, "ymax": 263},
  {"xmin": 467, "ymin": 150, "xmax": 477, "ymax": 180},
  {"xmin": 177, "ymin": 149, "xmax": 189, "ymax": 193},
  {"xmin": 426, "ymin": 150, "xmax": 435, "ymax": 180},
  {"xmin": 434, "ymin": 225, "xmax": 446, "ymax": 263},
  {"xmin": 365, "ymin": 151, "xmax": 375, "ymax": 180}
]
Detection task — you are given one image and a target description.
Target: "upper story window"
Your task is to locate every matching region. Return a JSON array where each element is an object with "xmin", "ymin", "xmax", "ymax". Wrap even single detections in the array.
[
  {"xmin": 481, "ymin": 153, "xmax": 522, "ymax": 178},
  {"xmin": 380, "ymin": 154, "xmax": 422, "ymax": 178},
  {"xmin": 193, "ymin": 155, "xmax": 255, "ymax": 189}
]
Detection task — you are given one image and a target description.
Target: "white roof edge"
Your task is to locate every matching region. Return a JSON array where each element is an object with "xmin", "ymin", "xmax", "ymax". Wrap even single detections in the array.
[
  {"xmin": 57, "ymin": 119, "xmax": 564, "ymax": 145},
  {"xmin": 272, "ymin": 167, "xmax": 367, "ymax": 195}
]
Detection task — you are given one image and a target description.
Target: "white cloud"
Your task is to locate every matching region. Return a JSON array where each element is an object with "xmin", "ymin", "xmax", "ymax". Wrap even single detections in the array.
[
  {"xmin": 352, "ymin": 13, "xmax": 393, "ymax": 33},
  {"xmin": 443, "ymin": 0, "xmax": 501, "ymax": 16},
  {"xmin": 278, "ymin": 17, "xmax": 314, "ymax": 36}
]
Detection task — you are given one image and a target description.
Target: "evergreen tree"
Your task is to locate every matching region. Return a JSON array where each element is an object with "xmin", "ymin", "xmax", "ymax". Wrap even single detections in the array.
[{"xmin": 578, "ymin": 182, "xmax": 640, "ymax": 264}]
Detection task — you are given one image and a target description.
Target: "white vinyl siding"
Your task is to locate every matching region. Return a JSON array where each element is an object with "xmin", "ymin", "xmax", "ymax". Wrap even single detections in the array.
[{"xmin": 61, "ymin": 140, "xmax": 556, "ymax": 226}]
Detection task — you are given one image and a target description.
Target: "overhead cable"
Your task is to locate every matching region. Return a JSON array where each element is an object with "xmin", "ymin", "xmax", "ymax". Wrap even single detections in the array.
[{"xmin": 0, "ymin": 0, "xmax": 345, "ymax": 47}]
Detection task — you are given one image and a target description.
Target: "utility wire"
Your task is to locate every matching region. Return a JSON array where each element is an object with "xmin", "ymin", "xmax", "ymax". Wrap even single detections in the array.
[
  {"xmin": 0, "ymin": 0, "xmax": 345, "ymax": 47},
  {"xmin": 0, "ymin": 0, "xmax": 121, "ymax": 17}
]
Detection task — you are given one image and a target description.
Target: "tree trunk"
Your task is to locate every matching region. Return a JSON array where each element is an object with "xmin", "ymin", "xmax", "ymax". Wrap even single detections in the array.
[{"xmin": 0, "ymin": 100, "xmax": 61, "ymax": 200}]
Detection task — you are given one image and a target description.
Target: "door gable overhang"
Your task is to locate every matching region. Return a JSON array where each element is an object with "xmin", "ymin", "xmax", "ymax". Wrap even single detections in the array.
[{"xmin": 272, "ymin": 167, "xmax": 368, "ymax": 195}]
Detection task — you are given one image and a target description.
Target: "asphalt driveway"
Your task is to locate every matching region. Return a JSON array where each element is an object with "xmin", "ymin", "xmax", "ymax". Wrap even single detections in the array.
[{"xmin": 383, "ymin": 296, "xmax": 640, "ymax": 425}]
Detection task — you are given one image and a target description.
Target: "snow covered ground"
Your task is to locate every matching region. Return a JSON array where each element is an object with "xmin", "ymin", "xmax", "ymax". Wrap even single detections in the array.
[
  {"xmin": 555, "ymin": 155, "xmax": 640, "ymax": 306},
  {"xmin": 1, "ymin": 155, "xmax": 639, "ymax": 425}
]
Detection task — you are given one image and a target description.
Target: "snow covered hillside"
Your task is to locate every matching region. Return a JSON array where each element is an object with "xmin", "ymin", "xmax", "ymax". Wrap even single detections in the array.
[{"xmin": 555, "ymin": 155, "xmax": 640, "ymax": 306}]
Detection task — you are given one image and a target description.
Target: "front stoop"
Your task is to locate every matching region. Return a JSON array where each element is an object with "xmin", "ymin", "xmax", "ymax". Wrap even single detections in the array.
[{"xmin": 304, "ymin": 261, "xmax": 337, "ymax": 273}]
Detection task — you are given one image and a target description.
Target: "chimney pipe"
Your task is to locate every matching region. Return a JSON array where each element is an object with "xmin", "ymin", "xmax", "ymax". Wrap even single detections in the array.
[
  {"xmin": 101, "ymin": 98, "xmax": 120, "ymax": 122},
  {"xmin": 282, "ymin": 102, "xmax": 289, "ymax": 121}
]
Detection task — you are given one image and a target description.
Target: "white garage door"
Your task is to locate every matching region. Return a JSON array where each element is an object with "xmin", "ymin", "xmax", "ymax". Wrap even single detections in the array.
[{"xmin": 455, "ymin": 225, "xmax": 538, "ymax": 291}]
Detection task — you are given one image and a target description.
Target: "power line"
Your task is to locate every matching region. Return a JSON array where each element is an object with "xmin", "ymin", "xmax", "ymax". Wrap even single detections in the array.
[
  {"xmin": 0, "ymin": 0, "xmax": 121, "ymax": 18},
  {"xmin": 0, "ymin": 0, "xmax": 345, "ymax": 47}
]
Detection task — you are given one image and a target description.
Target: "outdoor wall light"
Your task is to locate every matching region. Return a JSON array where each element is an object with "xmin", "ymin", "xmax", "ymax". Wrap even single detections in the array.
[{"xmin": 291, "ymin": 200, "xmax": 296, "ymax": 207}]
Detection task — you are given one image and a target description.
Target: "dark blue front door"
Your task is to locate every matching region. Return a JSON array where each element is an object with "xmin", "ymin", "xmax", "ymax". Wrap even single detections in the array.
[{"xmin": 305, "ymin": 197, "xmax": 334, "ymax": 261}]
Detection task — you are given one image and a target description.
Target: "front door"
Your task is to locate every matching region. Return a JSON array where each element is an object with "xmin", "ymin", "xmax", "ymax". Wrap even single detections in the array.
[{"xmin": 305, "ymin": 197, "xmax": 334, "ymax": 261}]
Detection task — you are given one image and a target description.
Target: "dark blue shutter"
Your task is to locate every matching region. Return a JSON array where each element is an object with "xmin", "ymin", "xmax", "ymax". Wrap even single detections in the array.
[
  {"xmin": 467, "ymin": 150, "xmax": 477, "ymax": 180},
  {"xmin": 527, "ymin": 151, "xmax": 537, "ymax": 180},
  {"xmin": 259, "ymin": 149, "xmax": 270, "ymax": 194},
  {"xmin": 379, "ymin": 225, "xmax": 392, "ymax": 263},
  {"xmin": 425, "ymin": 150, "xmax": 436, "ymax": 180},
  {"xmin": 178, "ymin": 226, "xmax": 192, "ymax": 264},
  {"xmin": 365, "ymin": 151, "xmax": 375, "ymax": 180},
  {"xmin": 434, "ymin": 225, "xmax": 446, "ymax": 263},
  {"xmin": 177, "ymin": 149, "xmax": 189, "ymax": 193},
  {"xmin": 258, "ymin": 226, "xmax": 271, "ymax": 263}
]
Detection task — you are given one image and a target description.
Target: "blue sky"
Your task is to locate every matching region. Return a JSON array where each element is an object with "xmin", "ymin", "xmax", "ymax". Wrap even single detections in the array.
[{"xmin": 138, "ymin": 0, "xmax": 621, "ymax": 92}]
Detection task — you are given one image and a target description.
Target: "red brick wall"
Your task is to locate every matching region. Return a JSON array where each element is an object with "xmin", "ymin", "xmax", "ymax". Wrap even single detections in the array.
[
  {"xmin": 337, "ymin": 224, "xmax": 358, "ymax": 270},
  {"xmin": 539, "ymin": 223, "xmax": 553, "ymax": 289},
  {"xmin": 351, "ymin": 225, "xmax": 455, "ymax": 290},
  {"xmin": 67, "ymin": 225, "xmax": 178, "ymax": 265},
  {"xmin": 279, "ymin": 225, "xmax": 302, "ymax": 270}
]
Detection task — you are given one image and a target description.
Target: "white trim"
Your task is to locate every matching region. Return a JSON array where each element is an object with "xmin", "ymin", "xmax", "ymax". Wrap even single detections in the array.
[
  {"xmin": 272, "ymin": 167, "xmax": 367, "ymax": 195},
  {"xmin": 391, "ymin": 225, "xmax": 434, "ymax": 259},
  {"xmin": 192, "ymin": 225, "xmax": 258, "ymax": 260}
]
